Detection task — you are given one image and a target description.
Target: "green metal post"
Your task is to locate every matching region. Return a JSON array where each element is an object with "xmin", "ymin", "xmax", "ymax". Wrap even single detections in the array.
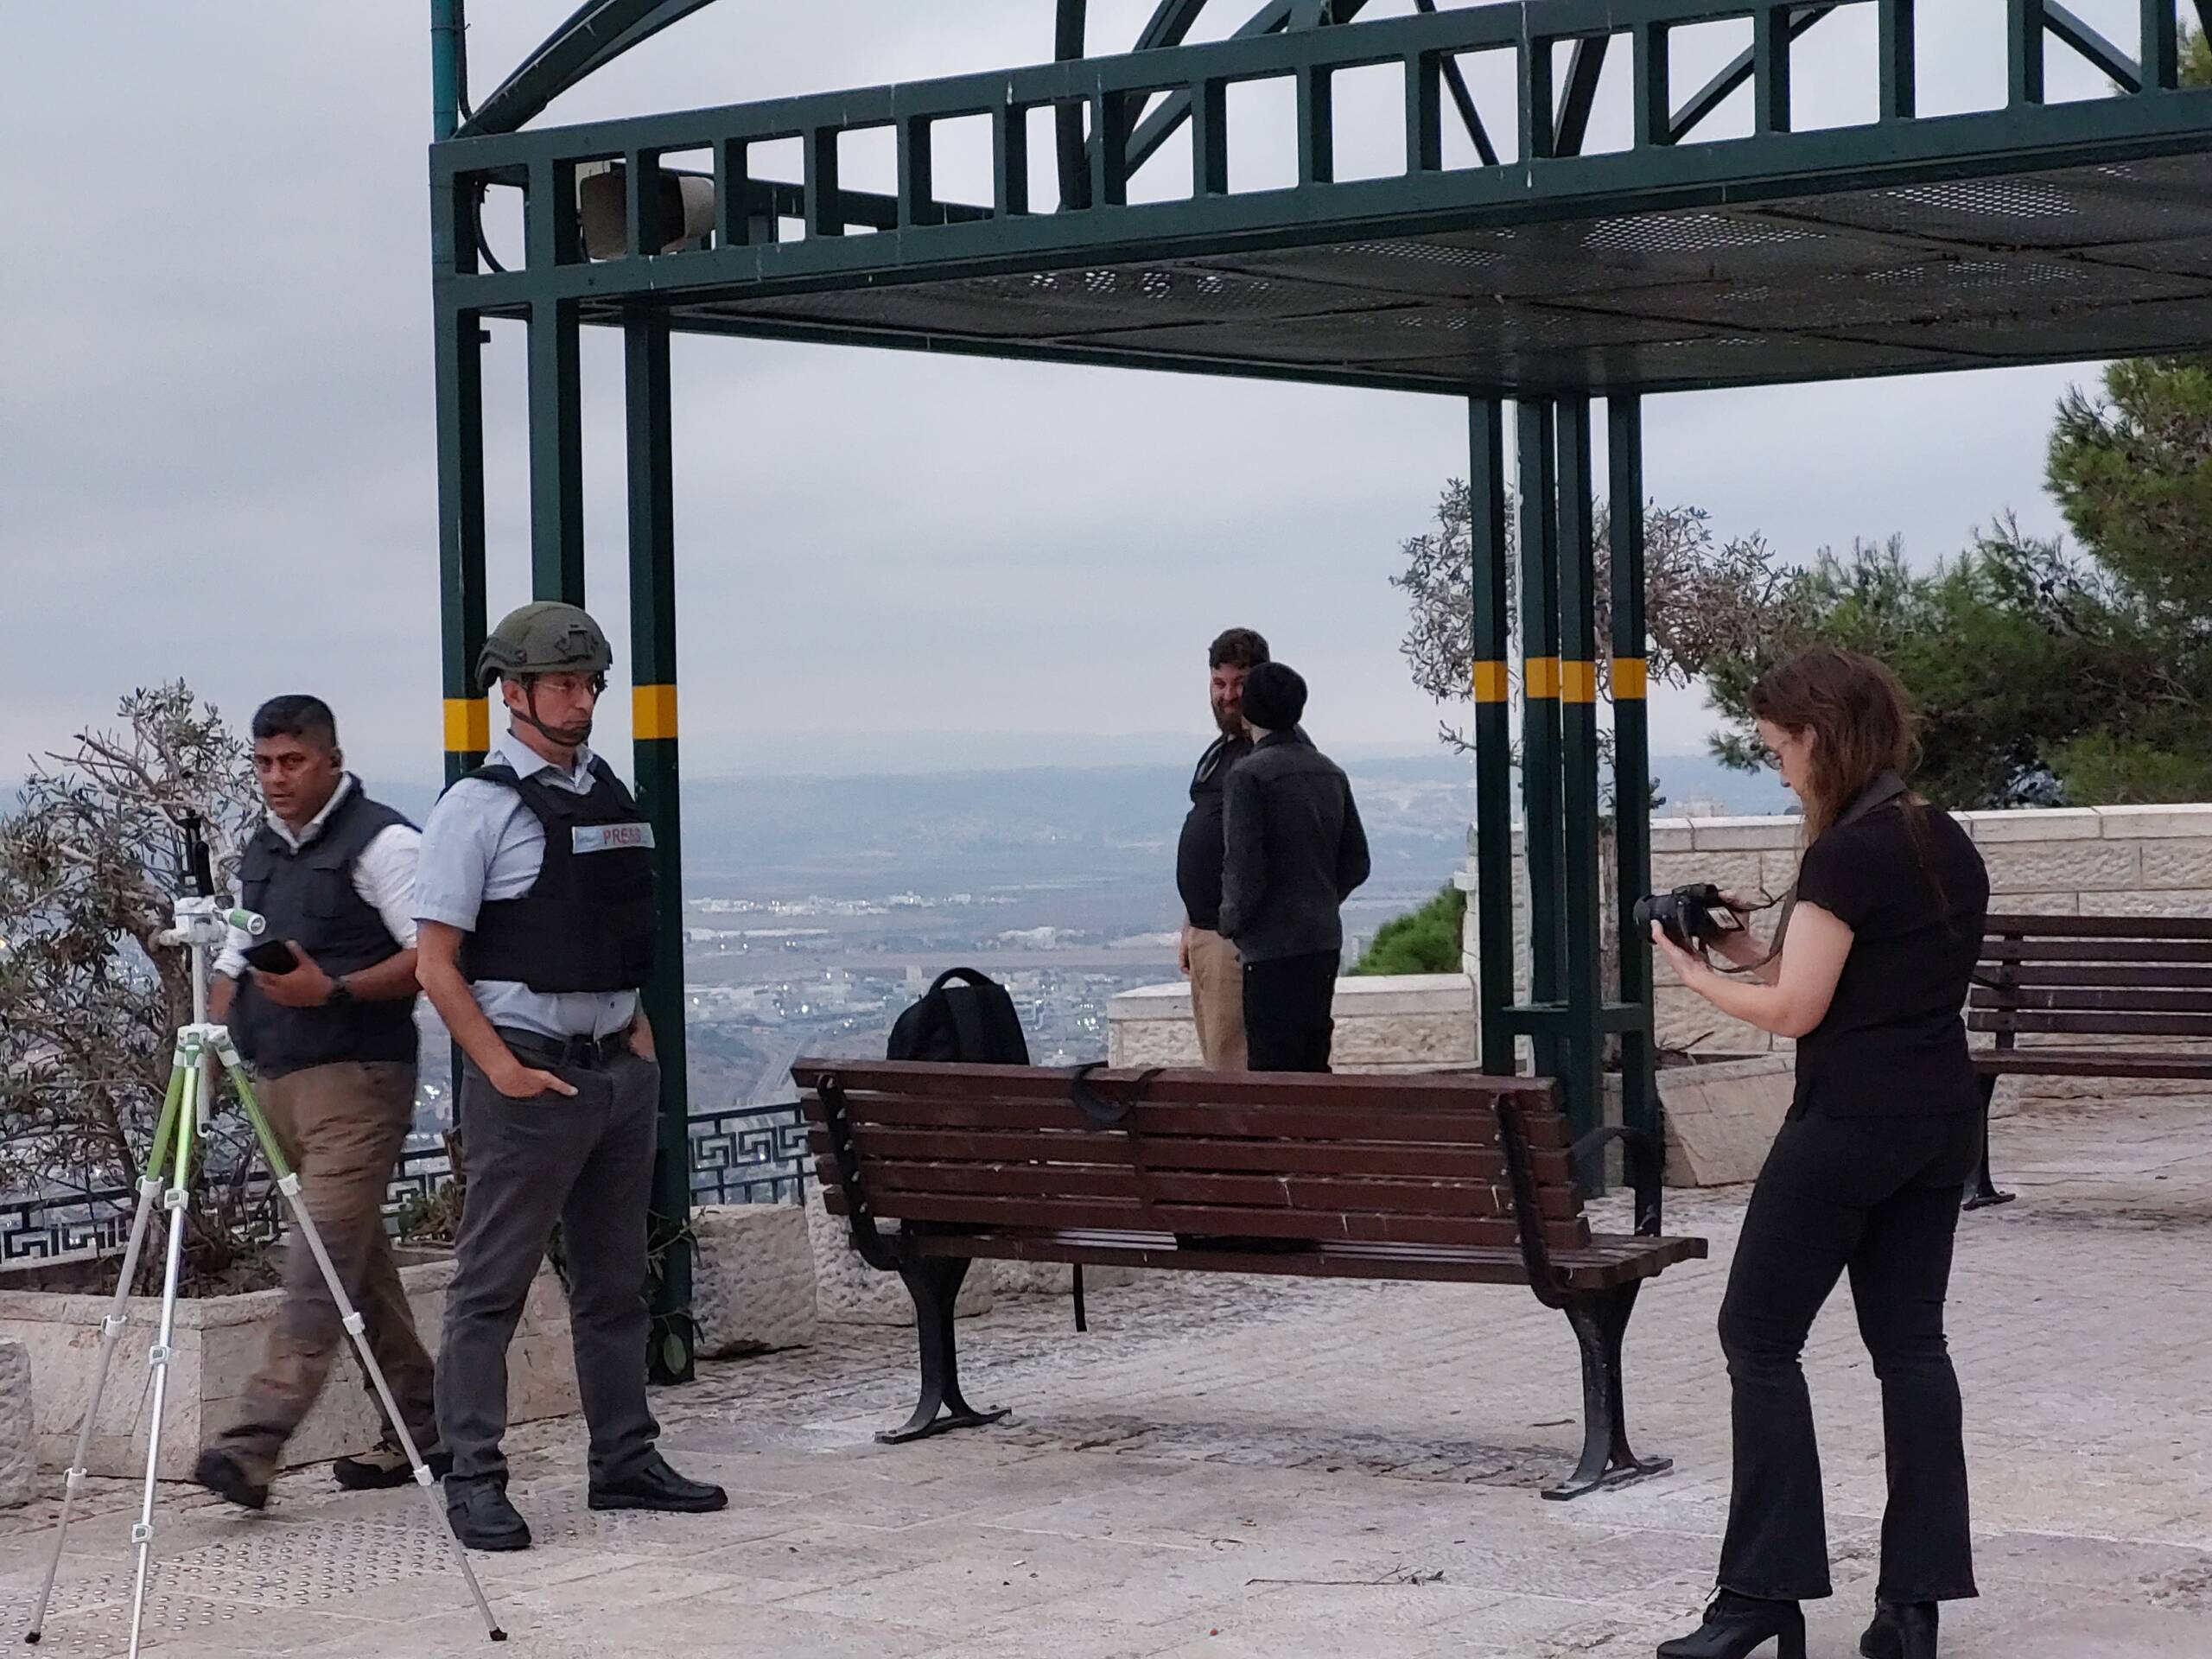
[
  {"xmin": 431, "ymin": 1, "xmax": 467, "ymax": 142},
  {"xmin": 527, "ymin": 158, "xmax": 584, "ymax": 604},
  {"xmin": 2143, "ymin": 0, "xmax": 2179, "ymax": 92},
  {"xmin": 1878, "ymin": 0, "xmax": 1917, "ymax": 121},
  {"xmin": 432, "ymin": 69, "xmax": 486, "ymax": 782},
  {"xmin": 1554, "ymin": 397, "xmax": 1605, "ymax": 1179},
  {"xmin": 1609, "ymin": 397, "xmax": 1660, "ymax": 1229},
  {"xmin": 2010, "ymin": 0, "xmax": 2049, "ymax": 106},
  {"xmin": 625, "ymin": 310, "xmax": 695, "ymax": 1386},
  {"xmin": 621, "ymin": 158, "xmax": 692, "ymax": 1385},
  {"xmin": 1516, "ymin": 399, "xmax": 1564, "ymax": 1084},
  {"xmin": 1469, "ymin": 397, "xmax": 1516, "ymax": 1077}
]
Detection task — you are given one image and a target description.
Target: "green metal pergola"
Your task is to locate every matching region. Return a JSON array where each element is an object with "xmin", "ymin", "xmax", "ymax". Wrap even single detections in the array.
[{"xmin": 429, "ymin": 0, "xmax": 2212, "ymax": 1380}]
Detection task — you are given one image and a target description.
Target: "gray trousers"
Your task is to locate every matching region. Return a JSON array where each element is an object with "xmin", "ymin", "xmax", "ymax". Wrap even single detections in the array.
[{"xmin": 438, "ymin": 1043, "xmax": 662, "ymax": 1487}]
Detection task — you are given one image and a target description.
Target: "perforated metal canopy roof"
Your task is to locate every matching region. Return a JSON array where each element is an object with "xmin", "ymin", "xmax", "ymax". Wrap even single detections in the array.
[{"xmin": 617, "ymin": 152, "xmax": 2212, "ymax": 396}]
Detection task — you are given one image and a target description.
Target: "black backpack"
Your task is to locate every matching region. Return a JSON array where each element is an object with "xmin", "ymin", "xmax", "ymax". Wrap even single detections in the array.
[{"xmin": 886, "ymin": 968, "xmax": 1032, "ymax": 1065}]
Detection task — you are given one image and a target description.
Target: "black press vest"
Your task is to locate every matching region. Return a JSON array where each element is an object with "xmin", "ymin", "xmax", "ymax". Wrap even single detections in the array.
[
  {"xmin": 233, "ymin": 785, "xmax": 419, "ymax": 1078},
  {"xmin": 459, "ymin": 758, "xmax": 659, "ymax": 994}
]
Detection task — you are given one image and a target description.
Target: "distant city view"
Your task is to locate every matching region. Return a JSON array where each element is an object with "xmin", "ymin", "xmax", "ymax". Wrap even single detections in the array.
[{"xmin": 403, "ymin": 747, "xmax": 1785, "ymax": 1136}]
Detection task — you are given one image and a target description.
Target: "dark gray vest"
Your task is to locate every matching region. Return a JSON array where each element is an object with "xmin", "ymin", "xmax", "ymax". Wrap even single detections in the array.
[{"xmin": 233, "ymin": 784, "xmax": 418, "ymax": 1077}]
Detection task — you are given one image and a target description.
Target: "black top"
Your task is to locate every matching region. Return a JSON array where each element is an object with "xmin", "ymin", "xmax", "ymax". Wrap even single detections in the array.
[
  {"xmin": 233, "ymin": 785, "xmax": 419, "ymax": 1078},
  {"xmin": 459, "ymin": 758, "xmax": 661, "ymax": 994},
  {"xmin": 1791, "ymin": 799, "xmax": 1990, "ymax": 1119},
  {"xmin": 1175, "ymin": 735, "xmax": 1250, "ymax": 932},
  {"xmin": 1217, "ymin": 728, "xmax": 1371, "ymax": 963}
]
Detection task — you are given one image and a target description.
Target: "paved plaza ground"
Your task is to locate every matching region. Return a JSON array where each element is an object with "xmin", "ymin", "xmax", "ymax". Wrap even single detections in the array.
[{"xmin": 2, "ymin": 1088, "xmax": 2208, "ymax": 1657}]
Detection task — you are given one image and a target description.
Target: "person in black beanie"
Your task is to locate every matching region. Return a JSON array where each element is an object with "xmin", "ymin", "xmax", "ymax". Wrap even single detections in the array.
[{"xmin": 1217, "ymin": 662, "xmax": 1370, "ymax": 1071}]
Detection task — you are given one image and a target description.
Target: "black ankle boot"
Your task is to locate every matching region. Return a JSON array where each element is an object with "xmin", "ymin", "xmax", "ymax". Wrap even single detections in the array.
[
  {"xmin": 1657, "ymin": 1592, "xmax": 1807, "ymax": 1659},
  {"xmin": 1861, "ymin": 1599, "xmax": 1938, "ymax": 1659}
]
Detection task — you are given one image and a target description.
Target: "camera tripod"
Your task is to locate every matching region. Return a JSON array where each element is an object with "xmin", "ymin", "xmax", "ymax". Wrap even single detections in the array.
[{"xmin": 24, "ymin": 827, "xmax": 502, "ymax": 1654}]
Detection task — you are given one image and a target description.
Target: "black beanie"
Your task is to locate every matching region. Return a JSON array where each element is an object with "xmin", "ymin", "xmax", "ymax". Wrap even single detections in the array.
[{"xmin": 1242, "ymin": 661, "xmax": 1306, "ymax": 731}]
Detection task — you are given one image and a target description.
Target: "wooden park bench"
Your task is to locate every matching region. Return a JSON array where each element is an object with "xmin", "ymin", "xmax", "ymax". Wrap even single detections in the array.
[
  {"xmin": 795, "ymin": 1059, "xmax": 1707, "ymax": 1501},
  {"xmin": 1970, "ymin": 912, "xmax": 2212, "ymax": 1207}
]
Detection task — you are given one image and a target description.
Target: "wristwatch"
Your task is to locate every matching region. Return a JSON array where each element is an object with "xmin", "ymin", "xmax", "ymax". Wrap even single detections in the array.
[{"xmin": 325, "ymin": 976, "xmax": 355, "ymax": 1008}]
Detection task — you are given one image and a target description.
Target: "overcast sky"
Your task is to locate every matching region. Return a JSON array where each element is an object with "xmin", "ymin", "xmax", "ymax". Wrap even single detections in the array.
[{"xmin": 3, "ymin": 1, "xmax": 2132, "ymax": 781}]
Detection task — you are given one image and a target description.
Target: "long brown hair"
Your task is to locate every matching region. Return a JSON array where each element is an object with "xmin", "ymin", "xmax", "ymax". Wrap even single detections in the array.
[{"xmin": 1749, "ymin": 648, "xmax": 1921, "ymax": 842}]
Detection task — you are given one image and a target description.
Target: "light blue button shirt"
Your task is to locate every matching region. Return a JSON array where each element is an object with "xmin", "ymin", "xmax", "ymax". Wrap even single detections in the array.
[{"xmin": 414, "ymin": 730, "xmax": 640, "ymax": 1041}]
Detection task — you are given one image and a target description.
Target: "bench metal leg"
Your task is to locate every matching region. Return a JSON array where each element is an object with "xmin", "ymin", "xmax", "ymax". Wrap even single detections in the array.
[
  {"xmin": 1543, "ymin": 1283, "xmax": 1670, "ymax": 1501},
  {"xmin": 1963, "ymin": 1072, "xmax": 2016, "ymax": 1211},
  {"xmin": 879, "ymin": 1256, "xmax": 1009, "ymax": 1446}
]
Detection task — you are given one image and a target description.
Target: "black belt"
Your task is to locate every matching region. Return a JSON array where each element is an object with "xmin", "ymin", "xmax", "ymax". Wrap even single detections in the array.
[{"xmin": 495, "ymin": 1027, "xmax": 632, "ymax": 1071}]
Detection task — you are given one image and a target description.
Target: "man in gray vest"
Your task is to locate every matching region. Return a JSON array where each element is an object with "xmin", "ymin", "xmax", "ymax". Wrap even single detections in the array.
[
  {"xmin": 415, "ymin": 601, "xmax": 724, "ymax": 1552},
  {"xmin": 195, "ymin": 696, "xmax": 441, "ymax": 1510}
]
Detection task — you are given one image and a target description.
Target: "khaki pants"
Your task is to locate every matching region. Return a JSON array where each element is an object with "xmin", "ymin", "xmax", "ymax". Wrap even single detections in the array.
[
  {"xmin": 209, "ymin": 1061, "xmax": 435, "ymax": 1484},
  {"xmin": 1187, "ymin": 927, "xmax": 1248, "ymax": 1071}
]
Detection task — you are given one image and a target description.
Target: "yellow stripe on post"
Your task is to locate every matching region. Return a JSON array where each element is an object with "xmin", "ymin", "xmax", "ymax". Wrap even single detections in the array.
[
  {"xmin": 442, "ymin": 697, "xmax": 488, "ymax": 753},
  {"xmin": 1613, "ymin": 657, "xmax": 1649, "ymax": 700},
  {"xmin": 1524, "ymin": 656, "xmax": 1560, "ymax": 699},
  {"xmin": 1560, "ymin": 659, "xmax": 1599, "ymax": 703},
  {"xmin": 1472, "ymin": 661, "xmax": 1510, "ymax": 704},
  {"xmin": 633, "ymin": 683, "xmax": 680, "ymax": 741}
]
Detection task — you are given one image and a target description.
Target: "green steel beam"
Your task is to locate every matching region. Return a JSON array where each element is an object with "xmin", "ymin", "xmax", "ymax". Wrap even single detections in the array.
[
  {"xmin": 2044, "ymin": 2, "xmax": 2143, "ymax": 93},
  {"xmin": 1468, "ymin": 397, "xmax": 1516, "ymax": 1077},
  {"xmin": 1608, "ymin": 397, "xmax": 1659, "ymax": 1228},
  {"xmin": 1672, "ymin": 5, "xmax": 1833, "ymax": 143},
  {"xmin": 524, "ymin": 158, "xmax": 585, "ymax": 603},
  {"xmin": 2144, "ymin": 0, "xmax": 2179, "ymax": 93},
  {"xmin": 1554, "ymin": 397, "xmax": 1605, "ymax": 1177},
  {"xmin": 1554, "ymin": 35, "xmax": 1611, "ymax": 157},
  {"xmin": 624, "ymin": 308, "xmax": 694, "ymax": 1387},
  {"xmin": 430, "ymin": 10, "xmax": 2212, "ymax": 331}
]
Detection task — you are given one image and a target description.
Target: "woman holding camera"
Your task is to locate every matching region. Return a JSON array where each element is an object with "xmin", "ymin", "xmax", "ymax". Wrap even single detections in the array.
[{"xmin": 1651, "ymin": 649, "xmax": 1990, "ymax": 1659}]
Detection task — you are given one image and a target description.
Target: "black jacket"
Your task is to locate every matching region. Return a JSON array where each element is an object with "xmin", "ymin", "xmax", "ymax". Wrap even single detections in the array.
[
  {"xmin": 1175, "ymin": 735, "xmax": 1250, "ymax": 932},
  {"xmin": 1217, "ymin": 728, "xmax": 1370, "ymax": 963}
]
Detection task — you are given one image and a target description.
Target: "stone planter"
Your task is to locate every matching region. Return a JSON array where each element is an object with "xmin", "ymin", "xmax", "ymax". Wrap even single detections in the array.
[
  {"xmin": 1656, "ymin": 1054, "xmax": 1794, "ymax": 1187},
  {"xmin": 691, "ymin": 1203, "xmax": 818, "ymax": 1357},
  {"xmin": 804, "ymin": 1186, "xmax": 994, "ymax": 1325},
  {"xmin": 0, "ymin": 1255, "xmax": 577, "ymax": 1480},
  {"xmin": 1, "ymin": 1338, "xmax": 32, "ymax": 1507}
]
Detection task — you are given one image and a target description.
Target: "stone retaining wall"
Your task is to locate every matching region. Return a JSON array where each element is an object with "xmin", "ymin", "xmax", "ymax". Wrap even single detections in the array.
[
  {"xmin": 1463, "ymin": 802, "xmax": 2212, "ymax": 1063},
  {"xmin": 1107, "ymin": 975, "xmax": 1474, "ymax": 1070}
]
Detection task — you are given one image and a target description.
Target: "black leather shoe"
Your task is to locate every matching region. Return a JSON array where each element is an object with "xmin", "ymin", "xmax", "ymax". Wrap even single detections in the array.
[
  {"xmin": 445, "ymin": 1478, "xmax": 531, "ymax": 1551},
  {"xmin": 1657, "ymin": 1592, "xmax": 1807, "ymax": 1659},
  {"xmin": 588, "ymin": 1453, "xmax": 728, "ymax": 1514},
  {"xmin": 193, "ymin": 1450, "xmax": 269, "ymax": 1513},
  {"xmin": 1861, "ymin": 1599, "xmax": 1938, "ymax": 1659}
]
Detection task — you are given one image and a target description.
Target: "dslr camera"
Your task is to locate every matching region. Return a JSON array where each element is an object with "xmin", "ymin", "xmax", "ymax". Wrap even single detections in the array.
[{"xmin": 1631, "ymin": 883, "xmax": 1740, "ymax": 951}]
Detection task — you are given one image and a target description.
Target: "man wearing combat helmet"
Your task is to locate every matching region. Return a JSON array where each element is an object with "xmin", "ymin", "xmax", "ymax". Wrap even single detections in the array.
[{"xmin": 414, "ymin": 601, "xmax": 725, "ymax": 1551}]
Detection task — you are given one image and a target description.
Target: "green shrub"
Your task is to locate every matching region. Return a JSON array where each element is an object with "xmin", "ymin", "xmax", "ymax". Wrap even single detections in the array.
[{"xmin": 1352, "ymin": 882, "xmax": 1467, "ymax": 976}]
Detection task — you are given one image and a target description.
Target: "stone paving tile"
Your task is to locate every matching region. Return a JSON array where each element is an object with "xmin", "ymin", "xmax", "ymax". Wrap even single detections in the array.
[{"xmin": 0, "ymin": 1090, "xmax": 2207, "ymax": 1655}]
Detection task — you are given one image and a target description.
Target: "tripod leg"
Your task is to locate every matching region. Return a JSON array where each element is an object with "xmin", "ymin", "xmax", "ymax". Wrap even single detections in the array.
[
  {"xmin": 222, "ymin": 1048, "xmax": 505, "ymax": 1641},
  {"xmin": 126, "ymin": 1051, "xmax": 200, "ymax": 1659},
  {"xmin": 22, "ymin": 1053, "xmax": 190, "ymax": 1646}
]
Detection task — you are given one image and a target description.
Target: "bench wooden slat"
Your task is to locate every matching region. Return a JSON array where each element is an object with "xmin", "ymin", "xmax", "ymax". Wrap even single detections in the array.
[
  {"xmin": 1985, "ymin": 912, "xmax": 2212, "ymax": 941},
  {"xmin": 804, "ymin": 1124, "xmax": 1573, "ymax": 1185},
  {"xmin": 830, "ymin": 1156, "xmax": 1580, "ymax": 1222},
  {"xmin": 1974, "ymin": 1049, "xmax": 2212, "ymax": 1079},
  {"xmin": 791, "ymin": 1059, "xmax": 1557, "ymax": 1106},
  {"xmin": 820, "ymin": 1186, "xmax": 1589, "ymax": 1250},
  {"xmin": 809, "ymin": 1090, "xmax": 1571, "ymax": 1149},
  {"xmin": 1980, "ymin": 938, "xmax": 2212, "ymax": 963},
  {"xmin": 1980, "ymin": 964, "xmax": 2212, "ymax": 988},
  {"xmin": 1969, "ymin": 986, "xmax": 2212, "ymax": 1014},
  {"xmin": 910, "ymin": 1228, "xmax": 1706, "ymax": 1292},
  {"xmin": 1970, "ymin": 1009, "xmax": 2212, "ymax": 1038}
]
